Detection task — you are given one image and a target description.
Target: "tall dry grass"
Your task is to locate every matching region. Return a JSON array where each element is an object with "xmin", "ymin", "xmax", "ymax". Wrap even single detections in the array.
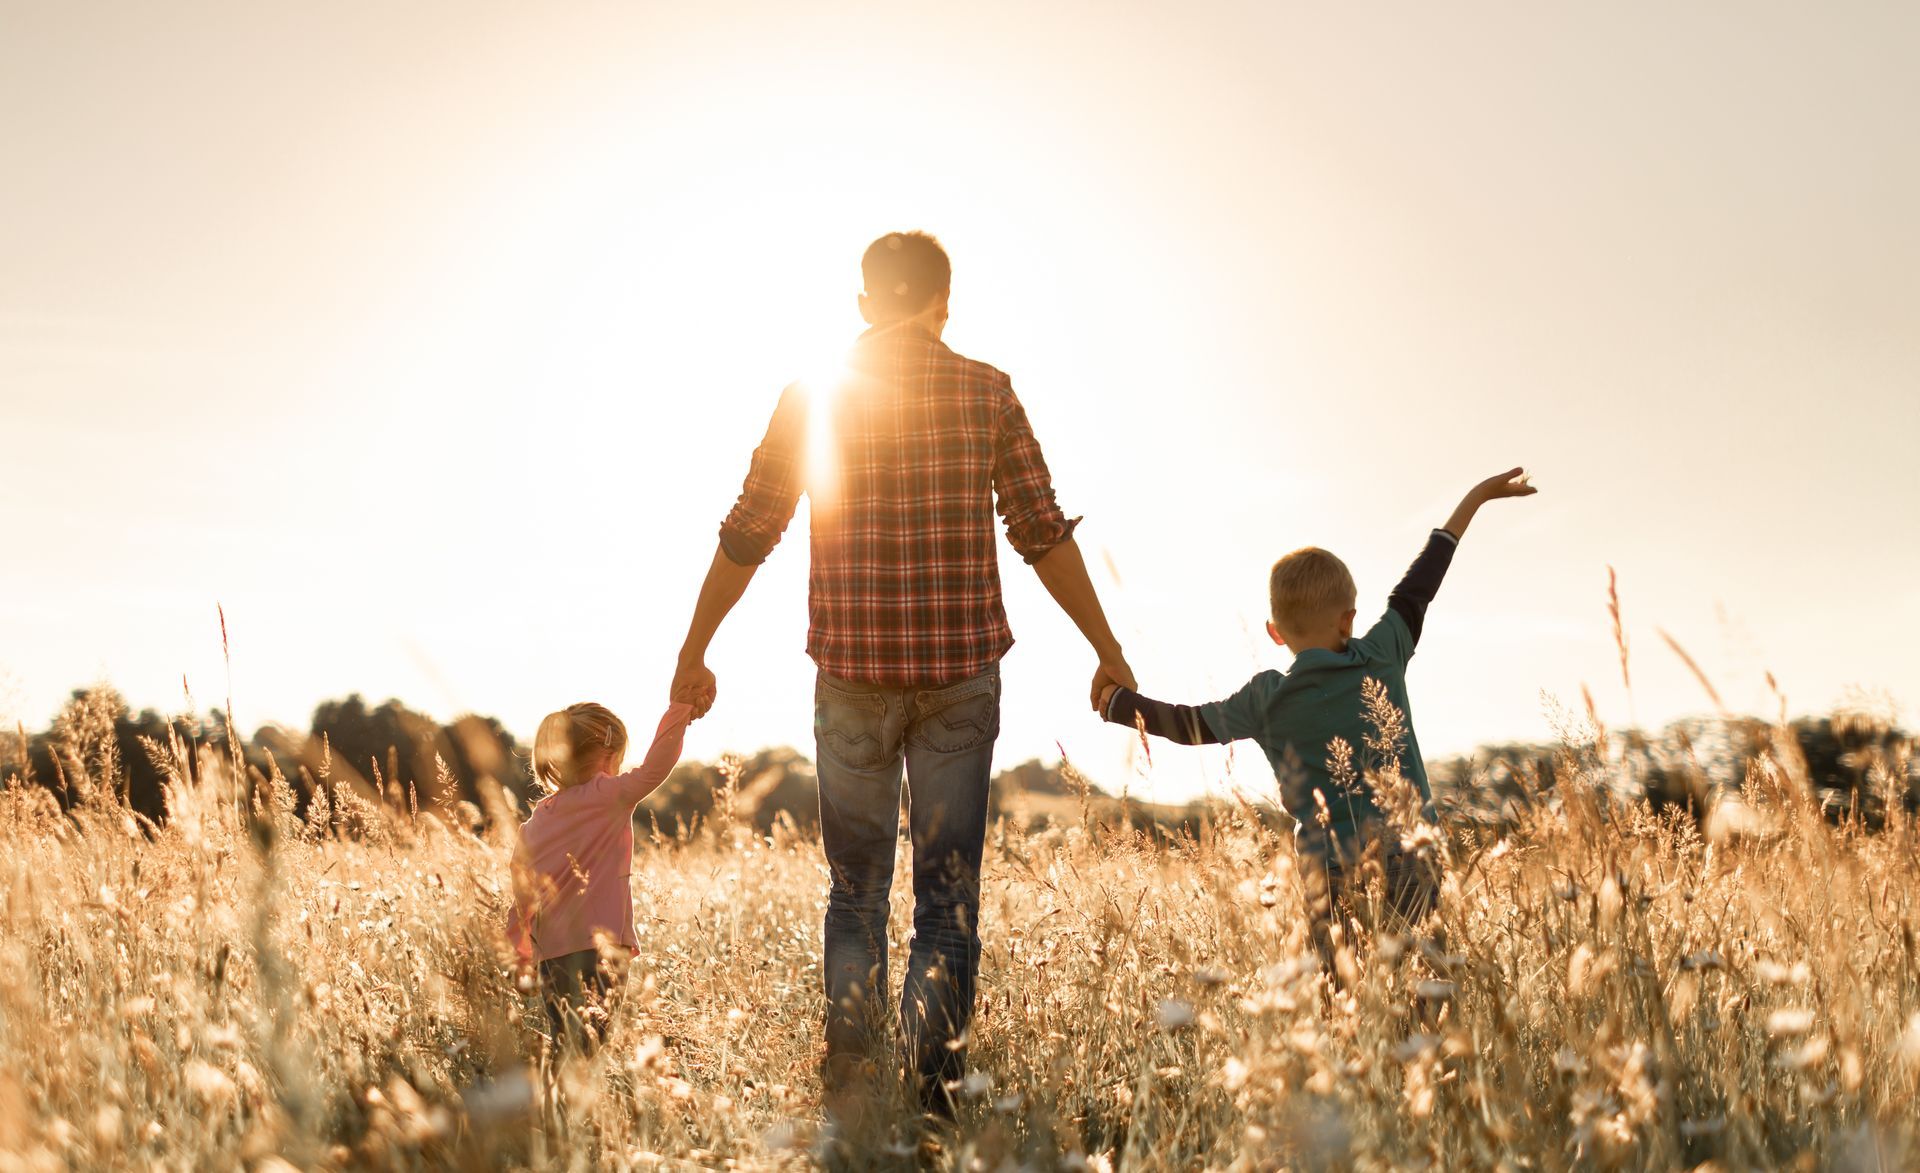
[{"xmin": 1, "ymin": 691, "xmax": 1917, "ymax": 1171}]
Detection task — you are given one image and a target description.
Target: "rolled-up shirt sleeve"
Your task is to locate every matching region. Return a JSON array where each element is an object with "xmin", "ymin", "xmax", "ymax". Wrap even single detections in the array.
[
  {"xmin": 717, "ymin": 384, "xmax": 808, "ymax": 566},
  {"xmin": 991, "ymin": 382, "xmax": 1079, "ymax": 563}
]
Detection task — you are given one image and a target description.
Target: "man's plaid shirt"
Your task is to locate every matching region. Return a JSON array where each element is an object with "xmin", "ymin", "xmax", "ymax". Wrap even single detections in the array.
[{"xmin": 718, "ymin": 323, "xmax": 1078, "ymax": 686}]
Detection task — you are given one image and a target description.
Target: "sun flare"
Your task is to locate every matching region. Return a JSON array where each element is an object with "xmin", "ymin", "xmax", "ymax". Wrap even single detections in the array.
[{"xmin": 799, "ymin": 350, "xmax": 859, "ymax": 511}]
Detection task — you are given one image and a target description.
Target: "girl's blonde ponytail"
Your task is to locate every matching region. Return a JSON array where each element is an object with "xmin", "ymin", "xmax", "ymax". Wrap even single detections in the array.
[{"xmin": 532, "ymin": 703, "xmax": 629, "ymax": 792}]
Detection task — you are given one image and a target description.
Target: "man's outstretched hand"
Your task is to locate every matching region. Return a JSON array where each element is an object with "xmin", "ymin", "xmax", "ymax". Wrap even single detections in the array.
[
  {"xmin": 1091, "ymin": 659, "xmax": 1137, "ymax": 713},
  {"xmin": 671, "ymin": 658, "xmax": 717, "ymax": 720}
]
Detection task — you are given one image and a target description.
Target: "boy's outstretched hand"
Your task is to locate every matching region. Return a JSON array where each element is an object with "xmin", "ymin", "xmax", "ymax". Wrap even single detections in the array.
[
  {"xmin": 1445, "ymin": 467, "xmax": 1537, "ymax": 539},
  {"xmin": 1474, "ymin": 467, "xmax": 1537, "ymax": 501}
]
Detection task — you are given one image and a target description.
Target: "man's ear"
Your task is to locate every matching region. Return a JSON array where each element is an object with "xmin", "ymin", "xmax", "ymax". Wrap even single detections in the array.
[
  {"xmin": 933, "ymin": 288, "xmax": 951, "ymax": 323},
  {"xmin": 1340, "ymin": 608, "xmax": 1358, "ymax": 638},
  {"xmin": 1266, "ymin": 620, "xmax": 1287, "ymax": 647},
  {"xmin": 857, "ymin": 292, "xmax": 875, "ymax": 324}
]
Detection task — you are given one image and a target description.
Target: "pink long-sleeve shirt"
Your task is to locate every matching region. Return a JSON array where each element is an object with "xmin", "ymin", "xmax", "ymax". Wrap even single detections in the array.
[{"xmin": 506, "ymin": 704, "xmax": 692, "ymax": 964}]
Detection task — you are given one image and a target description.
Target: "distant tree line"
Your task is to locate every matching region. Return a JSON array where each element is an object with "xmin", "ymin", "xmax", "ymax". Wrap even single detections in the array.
[
  {"xmin": 5, "ymin": 687, "xmax": 530, "ymax": 827},
  {"xmin": 1430, "ymin": 712, "xmax": 1917, "ymax": 830},
  {"xmin": 8, "ymin": 686, "xmax": 1909, "ymax": 842}
]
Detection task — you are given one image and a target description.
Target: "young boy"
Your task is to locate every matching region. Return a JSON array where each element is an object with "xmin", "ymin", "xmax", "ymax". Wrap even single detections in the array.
[{"xmin": 1098, "ymin": 468, "xmax": 1537, "ymax": 967}]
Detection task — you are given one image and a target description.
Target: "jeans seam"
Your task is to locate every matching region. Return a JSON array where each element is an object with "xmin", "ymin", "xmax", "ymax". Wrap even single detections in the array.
[{"xmin": 914, "ymin": 671, "xmax": 996, "ymax": 712}]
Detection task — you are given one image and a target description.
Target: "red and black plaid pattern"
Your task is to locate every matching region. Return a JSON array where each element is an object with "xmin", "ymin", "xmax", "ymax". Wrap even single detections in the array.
[{"xmin": 718, "ymin": 324, "xmax": 1077, "ymax": 686}]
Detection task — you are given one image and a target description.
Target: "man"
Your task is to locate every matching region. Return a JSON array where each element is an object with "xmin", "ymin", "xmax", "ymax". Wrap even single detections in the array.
[{"xmin": 671, "ymin": 231, "xmax": 1134, "ymax": 1116}]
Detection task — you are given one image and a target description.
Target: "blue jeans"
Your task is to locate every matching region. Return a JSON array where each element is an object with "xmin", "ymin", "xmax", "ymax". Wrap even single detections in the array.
[{"xmin": 814, "ymin": 665, "xmax": 999, "ymax": 1108}]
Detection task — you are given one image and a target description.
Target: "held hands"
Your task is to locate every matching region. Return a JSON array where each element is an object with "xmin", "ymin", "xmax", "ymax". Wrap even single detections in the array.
[
  {"xmin": 1090, "ymin": 658, "xmax": 1136, "ymax": 713},
  {"xmin": 670, "ymin": 657, "xmax": 717, "ymax": 720}
]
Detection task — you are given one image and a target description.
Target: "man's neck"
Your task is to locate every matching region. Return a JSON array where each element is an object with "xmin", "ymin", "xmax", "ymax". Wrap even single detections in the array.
[{"xmin": 863, "ymin": 309, "xmax": 945, "ymax": 341}]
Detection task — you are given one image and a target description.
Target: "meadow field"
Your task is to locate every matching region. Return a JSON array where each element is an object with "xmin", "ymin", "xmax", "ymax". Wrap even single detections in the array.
[{"xmin": 1, "ymin": 694, "xmax": 1917, "ymax": 1171}]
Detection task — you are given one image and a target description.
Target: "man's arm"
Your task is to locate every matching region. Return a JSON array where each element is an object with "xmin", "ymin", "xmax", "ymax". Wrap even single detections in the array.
[
  {"xmin": 673, "ymin": 387, "xmax": 808, "ymax": 714},
  {"xmin": 1031, "ymin": 538, "xmax": 1137, "ymax": 709},
  {"xmin": 672, "ymin": 548, "xmax": 756, "ymax": 716},
  {"xmin": 988, "ymin": 382, "xmax": 1134, "ymax": 706}
]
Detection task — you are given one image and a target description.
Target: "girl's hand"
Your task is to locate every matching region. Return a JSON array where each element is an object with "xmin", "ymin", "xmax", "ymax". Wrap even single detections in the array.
[{"xmin": 671, "ymin": 659, "xmax": 717, "ymax": 719}]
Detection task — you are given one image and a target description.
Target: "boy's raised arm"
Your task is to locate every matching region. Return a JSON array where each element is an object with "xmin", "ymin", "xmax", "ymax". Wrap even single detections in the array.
[
  {"xmin": 1442, "ymin": 467, "xmax": 1535, "ymax": 540},
  {"xmin": 1390, "ymin": 467, "xmax": 1537, "ymax": 647},
  {"xmin": 1386, "ymin": 533, "xmax": 1459, "ymax": 647}
]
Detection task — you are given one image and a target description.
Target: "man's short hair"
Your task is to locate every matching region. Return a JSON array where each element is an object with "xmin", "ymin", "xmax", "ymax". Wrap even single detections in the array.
[
  {"xmin": 1269, "ymin": 547, "xmax": 1357, "ymax": 632},
  {"xmin": 861, "ymin": 231, "xmax": 951, "ymax": 319}
]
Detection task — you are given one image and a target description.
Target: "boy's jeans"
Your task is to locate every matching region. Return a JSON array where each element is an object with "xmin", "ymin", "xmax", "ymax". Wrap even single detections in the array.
[
  {"xmin": 814, "ymin": 665, "xmax": 1000, "ymax": 1109},
  {"xmin": 1302, "ymin": 845, "xmax": 1439, "ymax": 975}
]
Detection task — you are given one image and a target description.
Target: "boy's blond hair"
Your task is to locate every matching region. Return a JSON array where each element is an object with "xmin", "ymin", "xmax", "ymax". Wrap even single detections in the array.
[
  {"xmin": 1269, "ymin": 547, "xmax": 1357, "ymax": 633},
  {"xmin": 533, "ymin": 703, "xmax": 628, "ymax": 791}
]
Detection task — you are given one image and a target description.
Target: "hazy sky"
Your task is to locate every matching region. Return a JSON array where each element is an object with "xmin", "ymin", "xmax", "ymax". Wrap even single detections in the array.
[{"xmin": 4, "ymin": 2, "xmax": 1916, "ymax": 801}]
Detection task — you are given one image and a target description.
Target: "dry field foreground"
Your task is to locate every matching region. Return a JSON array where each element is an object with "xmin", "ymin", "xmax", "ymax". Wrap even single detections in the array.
[{"xmin": 2, "ymin": 717, "xmax": 1918, "ymax": 1172}]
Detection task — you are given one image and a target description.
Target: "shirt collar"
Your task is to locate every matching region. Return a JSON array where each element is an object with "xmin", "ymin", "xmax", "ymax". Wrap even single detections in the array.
[{"xmin": 856, "ymin": 320, "xmax": 942, "ymax": 346}]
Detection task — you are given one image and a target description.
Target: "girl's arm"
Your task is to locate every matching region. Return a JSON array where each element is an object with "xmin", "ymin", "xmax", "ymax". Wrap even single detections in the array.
[
  {"xmin": 609, "ymin": 703, "xmax": 696, "ymax": 806},
  {"xmin": 505, "ymin": 845, "xmax": 535, "ymax": 966}
]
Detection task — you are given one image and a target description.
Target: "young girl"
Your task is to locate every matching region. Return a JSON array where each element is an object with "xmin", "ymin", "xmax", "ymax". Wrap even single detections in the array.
[{"xmin": 507, "ymin": 699, "xmax": 693, "ymax": 1051}]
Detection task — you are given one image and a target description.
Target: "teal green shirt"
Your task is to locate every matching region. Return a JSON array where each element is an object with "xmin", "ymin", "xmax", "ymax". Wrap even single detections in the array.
[{"xmin": 1198, "ymin": 608, "xmax": 1436, "ymax": 861}]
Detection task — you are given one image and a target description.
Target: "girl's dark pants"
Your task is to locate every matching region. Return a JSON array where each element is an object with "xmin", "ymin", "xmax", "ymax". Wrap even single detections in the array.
[{"xmin": 540, "ymin": 949, "xmax": 621, "ymax": 1054}]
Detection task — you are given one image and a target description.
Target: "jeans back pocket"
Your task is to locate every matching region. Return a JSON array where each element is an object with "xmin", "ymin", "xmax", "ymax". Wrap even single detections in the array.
[
  {"xmin": 908, "ymin": 672, "xmax": 1000, "ymax": 754},
  {"xmin": 815, "ymin": 678, "xmax": 894, "ymax": 772}
]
